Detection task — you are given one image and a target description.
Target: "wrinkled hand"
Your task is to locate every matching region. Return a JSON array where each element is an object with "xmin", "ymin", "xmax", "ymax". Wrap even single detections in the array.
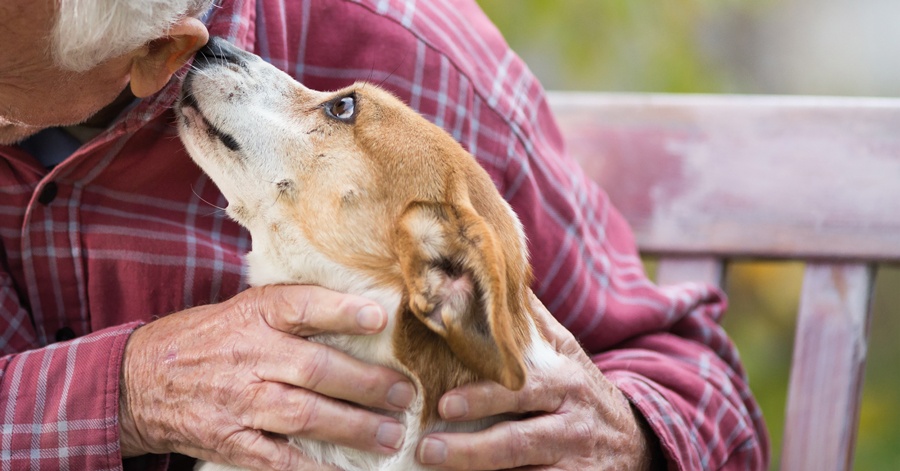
[
  {"xmin": 416, "ymin": 293, "xmax": 657, "ymax": 470},
  {"xmin": 119, "ymin": 285, "xmax": 415, "ymax": 470}
]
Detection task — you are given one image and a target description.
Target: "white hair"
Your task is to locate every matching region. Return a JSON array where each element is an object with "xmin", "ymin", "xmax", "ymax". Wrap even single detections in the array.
[{"xmin": 51, "ymin": 0, "xmax": 215, "ymax": 72}]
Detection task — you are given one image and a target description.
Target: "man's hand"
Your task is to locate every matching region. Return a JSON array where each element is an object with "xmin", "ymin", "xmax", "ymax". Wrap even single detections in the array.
[
  {"xmin": 119, "ymin": 285, "xmax": 415, "ymax": 470},
  {"xmin": 416, "ymin": 293, "xmax": 658, "ymax": 470}
]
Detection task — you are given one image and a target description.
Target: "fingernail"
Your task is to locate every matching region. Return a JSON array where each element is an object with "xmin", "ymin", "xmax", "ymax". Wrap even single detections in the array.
[
  {"xmin": 387, "ymin": 382, "xmax": 415, "ymax": 409},
  {"xmin": 440, "ymin": 394, "xmax": 468, "ymax": 419},
  {"xmin": 376, "ymin": 422, "xmax": 406, "ymax": 450},
  {"xmin": 419, "ymin": 437, "xmax": 447, "ymax": 465},
  {"xmin": 356, "ymin": 306, "xmax": 385, "ymax": 332}
]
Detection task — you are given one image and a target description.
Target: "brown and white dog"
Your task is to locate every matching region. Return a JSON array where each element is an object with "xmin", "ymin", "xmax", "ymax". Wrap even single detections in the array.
[{"xmin": 177, "ymin": 38, "xmax": 559, "ymax": 471}]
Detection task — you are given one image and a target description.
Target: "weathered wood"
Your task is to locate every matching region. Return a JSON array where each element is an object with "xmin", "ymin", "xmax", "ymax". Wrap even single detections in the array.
[
  {"xmin": 655, "ymin": 256, "xmax": 724, "ymax": 287},
  {"xmin": 780, "ymin": 263, "xmax": 874, "ymax": 471},
  {"xmin": 548, "ymin": 92, "xmax": 900, "ymax": 262}
]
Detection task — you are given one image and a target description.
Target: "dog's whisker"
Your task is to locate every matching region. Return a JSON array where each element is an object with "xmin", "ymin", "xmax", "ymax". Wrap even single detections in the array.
[
  {"xmin": 201, "ymin": 208, "xmax": 227, "ymax": 218},
  {"xmin": 184, "ymin": 64, "xmax": 214, "ymax": 80},
  {"xmin": 190, "ymin": 68, "xmax": 214, "ymax": 80},
  {"xmin": 376, "ymin": 52, "xmax": 410, "ymax": 89},
  {"xmin": 362, "ymin": 60, "xmax": 377, "ymax": 88},
  {"xmin": 191, "ymin": 185, "xmax": 228, "ymax": 212}
]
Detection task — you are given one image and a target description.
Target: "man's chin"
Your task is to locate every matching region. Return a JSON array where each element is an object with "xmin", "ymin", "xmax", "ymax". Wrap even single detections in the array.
[{"xmin": 0, "ymin": 123, "xmax": 44, "ymax": 145}]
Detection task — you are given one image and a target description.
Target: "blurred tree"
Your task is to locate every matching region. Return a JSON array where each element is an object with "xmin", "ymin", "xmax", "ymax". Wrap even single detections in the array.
[{"xmin": 478, "ymin": 0, "xmax": 754, "ymax": 93}]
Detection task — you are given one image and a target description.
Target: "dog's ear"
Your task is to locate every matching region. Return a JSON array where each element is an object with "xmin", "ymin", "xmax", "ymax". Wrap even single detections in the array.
[{"xmin": 395, "ymin": 201, "xmax": 526, "ymax": 390}]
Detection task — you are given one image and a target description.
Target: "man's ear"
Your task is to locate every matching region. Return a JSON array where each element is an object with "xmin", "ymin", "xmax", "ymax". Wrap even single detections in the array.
[
  {"xmin": 130, "ymin": 17, "xmax": 209, "ymax": 98},
  {"xmin": 395, "ymin": 201, "xmax": 527, "ymax": 390}
]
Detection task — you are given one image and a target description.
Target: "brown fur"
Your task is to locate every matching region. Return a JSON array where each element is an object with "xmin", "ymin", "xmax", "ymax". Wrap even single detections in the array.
[
  {"xmin": 289, "ymin": 84, "xmax": 535, "ymax": 425},
  {"xmin": 193, "ymin": 78, "xmax": 537, "ymax": 428}
]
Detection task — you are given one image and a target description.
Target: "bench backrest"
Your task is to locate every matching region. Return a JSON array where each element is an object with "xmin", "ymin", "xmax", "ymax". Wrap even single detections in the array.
[{"xmin": 548, "ymin": 92, "xmax": 900, "ymax": 471}]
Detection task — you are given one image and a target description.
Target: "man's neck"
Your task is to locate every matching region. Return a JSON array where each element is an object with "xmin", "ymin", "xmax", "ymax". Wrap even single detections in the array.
[
  {"xmin": 1, "ymin": 86, "xmax": 138, "ymax": 145},
  {"xmin": 81, "ymin": 86, "xmax": 138, "ymax": 128},
  {"xmin": 64, "ymin": 86, "xmax": 138, "ymax": 144}
]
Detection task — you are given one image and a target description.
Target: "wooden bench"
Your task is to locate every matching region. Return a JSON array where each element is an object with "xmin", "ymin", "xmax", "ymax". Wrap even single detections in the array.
[{"xmin": 547, "ymin": 92, "xmax": 900, "ymax": 471}]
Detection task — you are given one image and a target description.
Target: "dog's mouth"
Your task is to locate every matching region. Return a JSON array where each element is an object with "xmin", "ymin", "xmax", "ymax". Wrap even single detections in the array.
[
  {"xmin": 177, "ymin": 36, "xmax": 251, "ymax": 153},
  {"xmin": 178, "ymin": 85, "xmax": 241, "ymax": 152}
]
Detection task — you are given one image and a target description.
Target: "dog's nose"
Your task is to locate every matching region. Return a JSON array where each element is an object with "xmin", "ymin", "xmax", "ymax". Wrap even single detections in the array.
[{"xmin": 193, "ymin": 37, "xmax": 245, "ymax": 68}]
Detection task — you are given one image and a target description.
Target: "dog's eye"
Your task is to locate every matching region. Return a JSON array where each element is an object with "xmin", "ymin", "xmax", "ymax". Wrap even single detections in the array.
[{"xmin": 325, "ymin": 95, "xmax": 356, "ymax": 121}]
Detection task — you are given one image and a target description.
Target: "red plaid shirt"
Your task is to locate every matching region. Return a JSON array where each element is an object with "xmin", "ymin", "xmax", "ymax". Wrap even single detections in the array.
[{"xmin": 0, "ymin": 0, "xmax": 768, "ymax": 469}]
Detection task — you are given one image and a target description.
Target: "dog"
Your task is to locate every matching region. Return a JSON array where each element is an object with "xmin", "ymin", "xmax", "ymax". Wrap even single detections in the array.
[{"xmin": 177, "ymin": 38, "xmax": 559, "ymax": 471}]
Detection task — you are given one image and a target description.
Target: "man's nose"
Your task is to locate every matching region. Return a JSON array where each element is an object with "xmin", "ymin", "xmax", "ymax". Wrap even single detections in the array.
[{"xmin": 193, "ymin": 37, "xmax": 245, "ymax": 68}]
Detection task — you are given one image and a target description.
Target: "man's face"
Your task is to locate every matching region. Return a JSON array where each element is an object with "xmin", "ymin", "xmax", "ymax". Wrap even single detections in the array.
[{"xmin": 0, "ymin": 0, "xmax": 138, "ymax": 144}]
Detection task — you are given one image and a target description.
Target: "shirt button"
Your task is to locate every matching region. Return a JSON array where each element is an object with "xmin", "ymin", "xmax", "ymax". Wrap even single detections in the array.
[
  {"xmin": 38, "ymin": 182, "xmax": 58, "ymax": 205},
  {"xmin": 55, "ymin": 327, "xmax": 77, "ymax": 342}
]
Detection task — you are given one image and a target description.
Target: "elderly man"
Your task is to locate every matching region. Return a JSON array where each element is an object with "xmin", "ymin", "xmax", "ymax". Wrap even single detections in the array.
[{"xmin": 0, "ymin": 0, "xmax": 768, "ymax": 469}]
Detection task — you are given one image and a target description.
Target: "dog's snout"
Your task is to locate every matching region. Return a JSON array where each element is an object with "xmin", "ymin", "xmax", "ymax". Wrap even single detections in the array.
[{"xmin": 194, "ymin": 37, "xmax": 246, "ymax": 68}]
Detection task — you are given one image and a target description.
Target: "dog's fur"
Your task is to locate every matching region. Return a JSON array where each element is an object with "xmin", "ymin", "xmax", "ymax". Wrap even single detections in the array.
[{"xmin": 177, "ymin": 38, "xmax": 559, "ymax": 471}]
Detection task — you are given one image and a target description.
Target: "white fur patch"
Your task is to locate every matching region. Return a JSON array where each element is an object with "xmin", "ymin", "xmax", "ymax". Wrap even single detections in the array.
[{"xmin": 523, "ymin": 318, "xmax": 564, "ymax": 371}]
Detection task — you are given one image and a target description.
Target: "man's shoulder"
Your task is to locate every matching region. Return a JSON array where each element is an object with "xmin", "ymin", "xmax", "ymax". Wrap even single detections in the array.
[{"xmin": 255, "ymin": 0, "xmax": 525, "ymax": 110}]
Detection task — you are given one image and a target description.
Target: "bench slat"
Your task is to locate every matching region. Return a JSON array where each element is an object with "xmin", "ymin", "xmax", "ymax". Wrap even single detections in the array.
[
  {"xmin": 549, "ymin": 92, "xmax": 900, "ymax": 262},
  {"xmin": 655, "ymin": 256, "xmax": 724, "ymax": 287},
  {"xmin": 780, "ymin": 263, "xmax": 875, "ymax": 471}
]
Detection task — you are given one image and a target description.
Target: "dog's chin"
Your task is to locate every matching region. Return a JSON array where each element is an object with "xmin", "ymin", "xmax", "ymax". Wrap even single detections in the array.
[
  {"xmin": 177, "ymin": 85, "xmax": 206, "ymax": 127},
  {"xmin": 179, "ymin": 105, "xmax": 213, "ymax": 139},
  {"xmin": 177, "ymin": 105, "xmax": 234, "ymax": 202},
  {"xmin": 178, "ymin": 98, "xmax": 243, "ymax": 163}
]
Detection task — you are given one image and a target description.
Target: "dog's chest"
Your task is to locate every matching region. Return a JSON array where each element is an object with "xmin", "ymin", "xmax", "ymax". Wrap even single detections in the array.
[
  {"xmin": 231, "ymin": 247, "xmax": 548, "ymax": 470},
  {"xmin": 289, "ymin": 332, "xmax": 500, "ymax": 471}
]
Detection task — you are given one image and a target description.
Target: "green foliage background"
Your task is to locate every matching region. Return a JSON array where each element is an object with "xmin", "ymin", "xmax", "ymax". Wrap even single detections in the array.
[
  {"xmin": 477, "ymin": 0, "xmax": 764, "ymax": 93},
  {"xmin": 476, "ymin": 1, "xmax": 900, "ymax": 469}
]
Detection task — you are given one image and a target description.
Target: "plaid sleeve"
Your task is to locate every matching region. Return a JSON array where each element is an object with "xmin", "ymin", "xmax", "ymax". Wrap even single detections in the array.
[
  {"xmin": 494, "ymin": 86, "xmax": 769, "ymax": 469},
  {"xmin": 500, "ymin": 106, "xmax": 769, "ymax": 469},
  {"xmin": 0, "ymin": 275, "xmax": 144, "ymax": 471},
  {"xmin": 596, "ymin": 294, "xmax": 768, "ymax": 470}
]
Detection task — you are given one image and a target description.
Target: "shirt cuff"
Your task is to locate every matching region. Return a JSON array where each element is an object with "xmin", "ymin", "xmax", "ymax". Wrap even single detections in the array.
[{"xmin": 608, "ymin": 372, "xmax": 691, "ymax": 471}]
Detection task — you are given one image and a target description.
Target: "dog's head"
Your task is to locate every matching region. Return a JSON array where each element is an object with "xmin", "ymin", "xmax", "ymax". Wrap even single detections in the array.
[{"xmin": 177, "ymin": 38, "xmax": 533, "ymax": 392}]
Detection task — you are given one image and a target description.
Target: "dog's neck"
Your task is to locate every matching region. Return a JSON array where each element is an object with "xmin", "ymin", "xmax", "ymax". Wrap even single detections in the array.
[{"xmin": 244, "ymin": 234, "xmax": 526, "ymax": 428}]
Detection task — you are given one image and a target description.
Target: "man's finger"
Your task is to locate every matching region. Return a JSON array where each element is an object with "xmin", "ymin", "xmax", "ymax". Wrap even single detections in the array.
[
  {"xmin": 528, "ymin": 292, "xmax": 593, "ymax": 362},
  {"xmin": 243, "ymin": 382, "xmax": 407, "ymax": 454},
  {"xmin": 437, "ymin": 379, "xmax": 563, "ymax": 422},
  {"xmin": 255, "ymin": 335, "xmax": 415, "ymax": 411},
  {"xmin": 417, "ymin": 418, "xmax": 561, "ymax": 470},
  {"xmin": 231, "ymin": 431, "xmax": 342, "ymax": 471},
  {"xmin": 248, "ymin": 284, "xmax": 388, "ymax": 336},
  {"xmin": 528, "ymin": 292, "xmax": 576, "ymax": 345}
]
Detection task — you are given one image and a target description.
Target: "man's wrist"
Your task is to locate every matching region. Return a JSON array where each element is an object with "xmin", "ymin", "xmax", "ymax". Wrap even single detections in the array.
[
  {"xmin": 630, "ymin": 402, "xmax": 666, "ymax": 471},
  {"xmin": 119, "ymin": 325, "xmax": 152, "ymax": 458}
]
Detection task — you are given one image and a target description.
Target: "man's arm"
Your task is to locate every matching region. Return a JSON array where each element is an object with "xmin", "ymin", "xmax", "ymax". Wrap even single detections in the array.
[
  {"xmin": 433, "ymin": 80, "xmax": 770, "ymax": 468},
  {"xmin": 597, "ymin": 297, "xmax": 769, "ymax": 469},
  {"xmin": 512, "ymin": 104, "xmax": 769, "ymax": 467},
  {"xmin": 2, "ymin": 268, "xmax": 416, "ymax": 470},
  {"xmin": 1, "ymin": 270, "xmax": 145, "ymax": 470}
]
